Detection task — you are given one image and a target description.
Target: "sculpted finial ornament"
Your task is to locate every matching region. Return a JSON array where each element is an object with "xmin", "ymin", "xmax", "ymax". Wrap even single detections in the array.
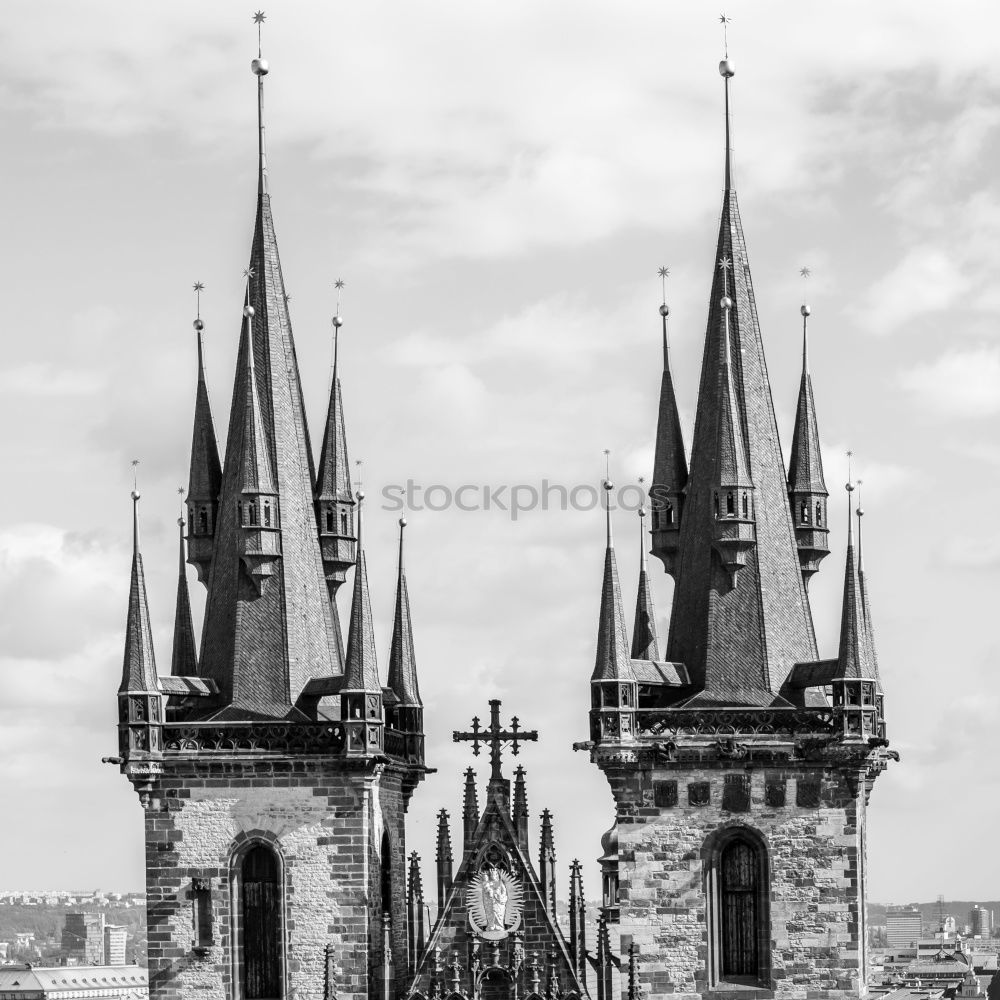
[{"xmin": 467, "ymin": 867, "xmax": 523, "ymax": 941}]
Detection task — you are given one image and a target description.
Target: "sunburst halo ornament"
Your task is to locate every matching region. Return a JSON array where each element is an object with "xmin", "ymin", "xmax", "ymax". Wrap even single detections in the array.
[{"xmin": 466, "ymin": 867, "xmax": 524, "ymax": 941}]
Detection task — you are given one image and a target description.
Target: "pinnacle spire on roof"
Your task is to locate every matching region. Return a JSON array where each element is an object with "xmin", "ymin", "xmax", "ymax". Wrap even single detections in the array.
[
  {"xmin": 855, "ymin": 482, "xmax": 881, "ymax": 685},
  {"xmin": 592, "ymin": 475, "xmax": 634, "ymax": 682},
  {"xmin": 170, "ymin": 512, "xmax": 198, "ymax": 677},
  {"xmin": 120, "ymin": 489, "xmax": 159, "ymax": 695},
  {"xmin": 387, "ymin": 517, "xmax": 421, "ymax": 707},
  {"xmin": 343, "ymin": 494, "xmax": 380, "ymax": 693},
  {"xmin": 631, "ymin": 507, "xmax": 660, "ymax": 660},
  {"xmin": 663, "ymin": 57, "xmax": 818, "ymax": 704},
  {"xmin": 835, "ymin": 475, "xmax": 878, "ymax": 681},
  {"xmin": 186, "ymin": 300, "xmax": 223, "ymax": 585},
  {"xmin": 650, "ymin": 271, "xmax": 688, "ymax": 576},
  {"xmin": 196, "ymin": 35, "xmax": 342, "ymax": 716}
]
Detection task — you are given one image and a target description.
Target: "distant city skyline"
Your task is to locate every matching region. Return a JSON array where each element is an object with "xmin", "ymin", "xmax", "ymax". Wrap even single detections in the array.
[{"xmin": 0, "ymin": 2, "xmax": 998, "ymax": 903}]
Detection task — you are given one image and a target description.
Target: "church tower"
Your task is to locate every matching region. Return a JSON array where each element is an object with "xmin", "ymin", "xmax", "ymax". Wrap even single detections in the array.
[
  {"xmin": 114, "ymin": 22, "xmax": 426, "ymax": 1000},
  {"xmin": 585, "ymin": 49, "xmax": 895, "ymax": 1000}
]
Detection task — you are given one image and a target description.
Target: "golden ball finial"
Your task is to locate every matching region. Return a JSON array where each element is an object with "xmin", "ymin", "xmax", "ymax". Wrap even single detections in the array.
[
  {"xmin": 251, "ymin": 58, "xmax": 269, "ymax": 77},
  {"xmin": 399, "ymin": 516, "xmax": 407, "ymax": 528},
  {"xmin": 719, "ymin": 58, "xmax": 735, "ymax": 78},
  {"xmin": 193, "ymin": 318, "xmax": 205, "ymax": 332},
  {"xmin": 131, "ymin": 490, "xmax": 141, "ymax": 502},
  {"xmin": 243, "ymin": 304, "xmax": 255, "ymax": 318},
  {"xmin": 659, "ymin": 303, "xmax": 670, "ymax": 317},
  {"xmin": 800, "ymin": 304, "xmax": 811, "ymax": 317},
  {"xmin": 602, "ymin": 478, "xmax": 614, "ymax": 492},
  {"xmin": 638, "ymin": 506, "xmax": 647, "ymax": 519},
  {"xmin": 332, "ymin": 315, "xmax": 344, "ymax": 329},
  {"xmin": 720, "ymin": 295, "xmax": 733, "ymax": 311},
  {"xmin": 357, "ymin": 489, "xmax": 365, "ymax": 502}
]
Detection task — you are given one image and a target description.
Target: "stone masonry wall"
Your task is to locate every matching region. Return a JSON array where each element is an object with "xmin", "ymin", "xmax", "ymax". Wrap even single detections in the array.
[
  {"xmin": 142, "ymin": 758, "xmax": 406, "ymax": 1000},
  {"xmin": 607, "ymin": 764, "xmax": 866, "ymax": 1000}
]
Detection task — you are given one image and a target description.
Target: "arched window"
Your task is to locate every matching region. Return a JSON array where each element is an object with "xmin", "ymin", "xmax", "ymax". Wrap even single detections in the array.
[
  {"xmin": 726, "ymin": 492, "xmax": 735, "ymax": 516},
  {"xmin": 199, "ymin": 507, "xmax": 209, "ymax": 534},
  {"xmin": 241, "ymin": 845, "xmax": 281, "ymax": 999},
  {"xmin": 714, "ymin": 493, "xmax": 720, "ymax": 517},
  {"xmin": 816, "ymin": 502, "xmax": 822, "ymax": 526},
  {"xmin": 705, "ymin": 829, "xmax": 770, "ymax": 988},
  {"xmin": 263, "ymin": 501, "xmax": 271, "ymax": 527},
  {"xmin": 237, "ymin": 501, "xmax": 244, "ymax": 524},
  {"xmin": 742, "ymin": 492, "xmax": 749, "ymax": 518},
  {"xmin": 326, "ymin": 509, "xmax": 334, "ymax": 533},
  {"xmin": 380, "ymin": 830, "xmax": 392, "ymax": 916},
  {"xmin": 340, "ymin": 511, "xmax": 348, "ymax": 535},
  {"xmin": 665, "ymin": 502, "xmax": 674, "ymax": 526},
  {"xmin": 800, "ymin": 501, "xmax": 809, "ymax": 524},
  {"xmin": 248, "ymin": 502, "xmax": 258, "ymax": 526}
]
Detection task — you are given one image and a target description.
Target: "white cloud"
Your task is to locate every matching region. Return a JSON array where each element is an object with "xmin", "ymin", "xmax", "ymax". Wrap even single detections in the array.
[
  {"xmin": 0, "ymin": 364, "xmax": 105, "ymax": 396},
  {"xmin": 899, "ymin": 345, "xmax": 1000, "ymax": 417}
]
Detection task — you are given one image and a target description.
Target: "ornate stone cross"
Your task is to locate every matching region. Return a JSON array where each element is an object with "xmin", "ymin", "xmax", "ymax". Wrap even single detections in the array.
[{"xmin": 453, "ymin": 699, "xmax": 537, "ymax": 781}]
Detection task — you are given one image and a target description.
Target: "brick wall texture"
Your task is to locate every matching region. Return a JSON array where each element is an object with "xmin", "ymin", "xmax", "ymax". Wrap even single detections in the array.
[
  {"xmin": 142, "ymin": 758, "xmax": 409, "ymax": 1000},
  {"xmin": 607, "ymin": 763, "xmax": 868, "ymax": 1000}
]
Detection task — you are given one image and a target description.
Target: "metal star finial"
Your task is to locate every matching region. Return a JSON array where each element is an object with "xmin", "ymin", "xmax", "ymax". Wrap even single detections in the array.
[
  {"xmin": 718, "ymin": 256, "xmax": 732, "ymax": 271},
  {"xmin": 130, "ymin": 459, "xmax": 140, "ymax": 493},
  {"xmin": 800, "ymin": 266, "xmax": 811, "ymax": 279},
  {"xmin": 253, "ymin": 10, "xmax": 266, "ymax": 24},
  {"xmin": 846, "ymin": 451, "xmax": 855, "ymax": 492},
  {"xmin": 355, "ymin": 459, "xmax": 364, "ymax": 494},
  {"xmin": 193, "ymin": 281, "xmax": 204, "ymax": 319},
  {"xmin": 658, "ymin": 266, "xmax": 670, "ymax": 304},
  {"xmin": 719, "ymin": 13, "xmax": 732, "ymax": 57},
  {"xmin": 242, "ymin": 266, "xmax": 255, "ymax": 281},
  {"xmin": 334, "ymin": 277, "xmax": 345, "ymax": 315}
]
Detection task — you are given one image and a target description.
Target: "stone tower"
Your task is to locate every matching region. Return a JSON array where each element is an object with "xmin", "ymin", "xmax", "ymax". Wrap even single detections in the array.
[
  {"xmin": 115, "ymin": 33, "xmax": 426, "ymax": 1000},
  {"xmin": 587, "ymin": 55, "xmax": 896, "ymax": 1000}
]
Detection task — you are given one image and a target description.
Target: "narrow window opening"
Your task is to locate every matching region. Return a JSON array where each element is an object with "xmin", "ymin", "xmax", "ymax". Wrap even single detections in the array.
[
  {"xmin": 800, "ymin": 501, "xmax": 809, "ymax": 524},
  {"xmin": 341, "ymin": 511, "xmax": 348, "ymax": 535},
  {"xmin": 380, "ymin": 831, "xmax": 393, "ymax": 916},
  {"xmin": 325, "ymin": 509, "xmax": 334, "ymax": 533},
  {"xmin": 248, "ymin": 502, "xmax": 258, "ymax": 526},
  {"xmin": 726, "ymin": 492, "xmax": 735, "ymax": 516},
  {"xmin": 720, "ymin": 839, "xmax": 759, "ymax": 980},
  {"xmin": 714, "ymin": 493, "xmax": 720, "ymax": 517},
  {"xmin": 241, "ymin": 845, "xmax": 281, "ymax": 1000},
  {"xmin": 263, "ymin": 501, "xmax": 271, "ymax": 527},
  {"xmin": 815, "ymin": 502, "xmax": 822, "ymax": 526},
  {"xmin": 665, "ymin": 502, "xmax": 674, "ymax": 526},
  {"xmin": 192, "ymin": 878, "xmax": 213, "ymax": 950},
  {"xmin": 199, "ymin": 507, "xmax": 209, "ymax": 534},
  {"xmin": 742, "ymin": 492, "xmax": 749, "ymax": 518}
]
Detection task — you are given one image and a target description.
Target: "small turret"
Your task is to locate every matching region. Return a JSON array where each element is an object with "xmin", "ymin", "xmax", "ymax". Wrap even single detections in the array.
[
  {"xmin": 711, "ymin": 258, "xmax": 755, "ymax": 586},
  {"xmin": 631, "ymin": 507, "xmax": 660, "ymax": 660},
  {"xmin": 170, "ymin": 515, "xmax": 198, "ymax": 677},
  {"xmin": 462, "ymin": 768, "xmax": 479, "ymax": 852},
  {"xmin": 386, "ymin": 517, "xmax": 423, "ymax": 764},
  {"xmin": 406, "ymin": 852, "xmax": 425, "ymax": 974},
  {"xmin": 649, "ymin": 274, "xmax": 688, "ymax": 575},
  {"xmin": 315, "ymin": 307, "xmax": 357, "ymax": 596},
  {"xmin": 539, "ymin": 808, "xmax": 557, "ymax": 918},
  {"xmin": 597, "ymin": 820, "xmax": 619, "ymax": 922},
  {"xmin": 831, "ymin": 478, "xmax": 884, "ymax": 740},
  {"xmin": 341, "ymin": 493, "xmax": 383, "ymax": 755},
  {"xmin": 568, "ymin": 860, "xmax": 587, "ymax": 989},
  {"xmin": 435, "ymin": 809, "xmax": 453, "ymax": 914},
  {"xmin": 512, "ymin": 765, "xmax": 529, "ymax": 851},
  {"xmin": 117, "ymin": 490, "xmax": 164, "ymax": 786},
  {"xmin": 185, "ymin": 304, "xmax": 223, "ymax": 585},
  {"xmin": 787, "ymin": 302, "xmax": 829, "ymax": 584},
  {"xmin": 235, "ymin": 299, "xmax": 282, "ymax": 594},
  {"xmin": 590, "ymin": 477, "xmax": 638, "ymax": 745}
]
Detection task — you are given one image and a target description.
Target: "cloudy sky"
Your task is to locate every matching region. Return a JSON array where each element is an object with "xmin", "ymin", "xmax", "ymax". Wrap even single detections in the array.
[{"xmin": 0, "ymin": 1, "xmax": 997, "ymax": 906}]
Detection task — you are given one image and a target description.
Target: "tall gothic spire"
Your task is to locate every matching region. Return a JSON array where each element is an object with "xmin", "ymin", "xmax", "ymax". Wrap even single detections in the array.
[
  {"xmin": 120, "ymin": 491, "xmax": 159, "ymax": 695},
  {"xmin": 185, "ymin": 306, "xmax": 223, "ymax": 584},
  {"xmin": 387, "ymin": 517, "xmax": 421, "ymax": 707},
  {"xmin": 196, "ymin": 38, "xmax": 341, "ymax": 717},
  {"xmin": 787, "ymin": 301, "xmax": 830, "ymax": 583},
  {"xmin": 592, "ymin": 478, "xmax": 634, "ymax": 682},
  {"xmin": 856, "ymin": 487, "xmax": 881, "ymax": 683},
  {"xmin": 663, "ymin": 57, "xmax": 818, "ymax": 706},
  {"xmin": 835, "ymin": 481, "xmax": 877, "ymax": 681},
  {"xmin": 170, "ymin": 515, "xmax": 198, "ymax": 677},
  {"xmin": 631, "ymin": 507, "xmax": 660, "ymax": 660},
  {"xmin": 650, "ymin": 272, "xmax": 688, "ymax": 575}
]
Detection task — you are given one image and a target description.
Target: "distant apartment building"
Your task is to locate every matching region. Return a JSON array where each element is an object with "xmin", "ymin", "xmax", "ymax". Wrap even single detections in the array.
[
  {"xmin": 61, "ymin": 913, "xmax": 105, "ymax": 965},
  {"xmin": 887, "ymin": 907, "xmax": 923, "ymax": 949},
  {"xmin": 103, "ymin": 926, "xmax": 127, "ymax": 967},
  {"xmin": 970, "ymin": 906, "xmax": 993, "ymax": 938}
]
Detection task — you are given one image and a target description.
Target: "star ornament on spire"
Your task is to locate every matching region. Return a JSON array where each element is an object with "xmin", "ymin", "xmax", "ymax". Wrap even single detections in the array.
[
  {"xmin": 243, "ymin": 266, "xmax": 255, "ymax": 280},
  {"xmin": 253, "ymin": 10, "xmax": 266, "ymax": 24},
  {"xmin": 799, "ymin": 266, "xmax": 811, "ymax": 279}
]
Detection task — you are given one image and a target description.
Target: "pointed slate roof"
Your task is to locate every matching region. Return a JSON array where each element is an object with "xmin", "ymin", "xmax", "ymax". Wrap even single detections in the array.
[
  {"xmin": 170, "ymin": 518, "xmax": 198, "ymax": 677},
  {"xmin": 197, "ymin": 57, "xmax": 340, "ymax": 717},
  {"xmin": 665, "ymin": 67, "xmax": 818, "ymax": 705},
  {"xmin": 387, "ymin": 518, "xmax": 421, "ymax": 706},
  {"xmin": 592, "ymin": 489, "xmax": 634, "ymax": 682},
  {"xmin": 651, "ymin": 306, "xmax": 688, "ymax": 497},
  {"xmin": 343, "ymin": 499, "xmax": 380, "ymax": 693},
  {"xmin": 857, "ymin": 510, "xmax": 882, "ymax": 685},
  {"xmin": 315, "ymin": 332, "xmax": 353, "ymax": 504},
  {"xmin": 187, "ymin": 321, "xmax": 222, "ymax": 509},
  {"xmin": 119, "ymin": 494, "xmax": 159, "ymax": 694},
  {"xmin": 631, "ymin": 511, "xmax": 660, "ymax": 660},
  {"xmin": 788, "ymin": 308, "xmax": 827, "ymax": 495},
  {"xmin": 834, "ymin": 492, "xmax": 878, "ymax": 681}
]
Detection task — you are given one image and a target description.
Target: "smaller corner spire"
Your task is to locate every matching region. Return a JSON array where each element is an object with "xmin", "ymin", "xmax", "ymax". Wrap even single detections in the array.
[
  {"xmin": 539, "ymin": 809, "xmax": 557, "ymax": 917},
  {"xmin": 719, "ymin": 14, "xmax": 736, "ymax": 192},
  {"xmin": 855, "ymin": 481, "xmax": 882, "ymax": 686},
  {"xmin": 631, "ymin": 506, "xmax": 660, "ymax": 660},
  {"xmin": 512, "ymin": 765, "xmax": 529, "ymax": 850},
  {"xmin": 343, "ymin": 492, "xmax": 379, "ymax": 693},
  {"xmin": 120, "ymin": 473, "xmax": 159, "ymax": 695},
  {"xmin": 462, "ymin": 767, "xmax": 480, "ymax": 850},
  {"xmin": 170, "ymin": 492, "xmax": 199, "ymax": 678},
  {"xmin": 592, "ymin": 467, "xmax": 633, "ymax": 681},
  {"xmin": 435, "ymin": 808, "xmax": 454, "ymax": 914},
  {"xmin": 251, "ymin": 11, "xmax": 270, "ymax": 196},
  {"xmin": 387, "ymin": 517, "xmax": 421, "ymax": 707}
]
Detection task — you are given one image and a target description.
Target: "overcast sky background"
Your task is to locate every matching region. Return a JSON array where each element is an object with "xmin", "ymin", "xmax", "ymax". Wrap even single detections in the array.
[{"xmin": 0, "ymin": 1, "xmax": 997, "ymax": 905}]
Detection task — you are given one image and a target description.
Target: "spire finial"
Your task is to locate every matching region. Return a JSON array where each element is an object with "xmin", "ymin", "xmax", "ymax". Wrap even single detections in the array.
[
  {"xmin": 719, "ymin": 14, "xmax": 735, "ymax": 191},
  {"xmin": 799, "ymin": 266, "xmax": 812, "ymax": 373},
  {"xmin": 193, "ymin": 281, "xmax": 204, "ymax": 321},
  {"xmin": 192, "ymin": 282, "xmax": 206, "ymax": 368},
  {"xmin": 719, "ymin": 256, "xmax": 734, "ymax": 364},
  {"xmin": 251, "ymin": 12, "xmax": 270, "ymax": 194},
  {"xmin": 637, "ymin": 500, "xmax": 647, "ymax": 571},
  {"xmin": 130, "ymin": 460, "xmax": 141, "ymax": 551},
  {"xmin": 354, "ymin": 458, "xmax": 364, "ymax": 496},
  {"xmin": 602, "ymin": 450, "xmax": 614, "ymax": 549},
  {"xmin": 398, "ymin": 514, "xmax": 407, "ymax": 574},
  {"xmin": 855, "ymin": 479, "xmax": 865, "ymax": 568},
  {"xmin": 845, "ymin": 451, "xmax": 855, "ymax": 542},
  {"xmin": 658, "ymin": 266, "xmax": 671, "ymax": 367}
]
